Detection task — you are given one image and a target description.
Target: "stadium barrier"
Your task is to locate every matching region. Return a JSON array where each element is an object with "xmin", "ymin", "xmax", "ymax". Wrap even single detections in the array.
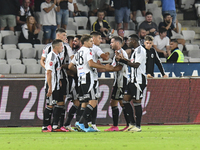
[{"xmin": 0, "ymin": 78, "xmax": 200, "ymax": 127}]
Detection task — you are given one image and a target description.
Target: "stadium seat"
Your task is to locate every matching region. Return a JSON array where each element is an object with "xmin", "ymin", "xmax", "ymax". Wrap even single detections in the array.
[
  {"xmin": 67, "ymin": 21, "xmax": 78, "ymax": 32},
  {"xmin": 185, "ymin": 44, "xmax": 199, "ymax": 51},
  {"xmin": 38, "ymin": 30, "xmax": 44, "ymax": 44},
  {"xmin": 18, "ymin": 43, "xmax": 33, "ymax": 50},
  {"xmin": 22, "ymin": 58, "xmax": 37, "ymax": 65},
  {"xmin": 77, "ymin": 30, "xmax": 91, "ymax": 35},
  {"xmin": 0, "ymin": 59, "xmax": 7, "ymax": 64},
  {"xmin": 124, "ymin": 30, "xmax": 136, "ymax": 37},
  {"xmin": 66, "ymin": 30, "xmax": 76, "ymax": 36},
  {"xmin": 188, "ymin": 57, "xmax": 200, "ymax": 62},
  {"xmin": 6, "ymin": 49, "xmax": 21, "ymax": 59},
  {"xmin": 99, "ymin": 44, "xmax": 110, "ymax": 49},
  {"xmin": 0, "ymin": 64, "xmax": 10, "ymax": 74},
  {"xmin": 3, "ymin": 35, "xmax": 18, "ymax": 44},
  {"xmin": 182, "ymin": 30, "xmax": 195, "ymax": 43},
  {"xmin": 76, "ymin": 3, "xmax": 89, "ymax": 16},
  {"xmin": 0, "ymin": 30, "xmax": 15, "ymax": 46},
  {"xmin": 146, "ymin": 3, "xmax": 158, "ymax": 12},
  {"xmin": 128, "ymin": 21, "xmax": 136, "ymax": 30},
  {"xmin": 159, "ymin": 58, "xmax": 166, "ymax": 63},
  {"xmin": 105, "ymin": 16, "xmax": 115, "ymax": 26},
  {"xmin": 34, "ymin": 44, "xmax": 45, "ymax": 50},
  {"xmin": 74, "ymin": 16, "xmax": 88, "ymax": 30},
  {"xmin": 178, "ymin": 44, "xmax": 184, "ymax": 51},
  {"xmin": 136, "ymin": 16, "xmax": 145, "ymax": 24},
  {"xmin": 15, "ymin": 31, "xmax": 21, "ymax": 38},
  {"xmin": 180, "ymin": 0, "xmax": 195, "ymax": 10},
  {"xmin": 109, "ymin": 21, "xmax": 116, "ymax": 30},
  {"xmin": 2, "ymin": 44, "xmax": 17, "ymax": 50},
  {"xmin": 22, "ymin": 48, "xmax": 36, "ymax": 58},
  {"xmin": 26, "ymin": 64, "xmax": 41, "ymax": 74},
  {"xmin": 41, "ymin": 67, "xmax": 45, "ymax": 74},
  {"xmin": 188, "ymin": 49, "xmax": 200, "ymax": 58},
  {"xmin": 7, "ymin": 59, "xmax": 21, "ymax": 64},
  {"xmin": 10, "ymin": 64, "xmax": 25, "ymax": 74},
  {"xmin": 0, "ymin": 49, "xmax": 6, "ymax": 59},
  {"xmin": 89, "ymin": 16, "xmax": 98, "ymax": 27}
]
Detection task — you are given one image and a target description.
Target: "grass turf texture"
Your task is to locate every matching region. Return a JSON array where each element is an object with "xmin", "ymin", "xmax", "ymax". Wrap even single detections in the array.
[{"xmin": 0, "ymin": 125, "xmax": 200, "ymax": 150}]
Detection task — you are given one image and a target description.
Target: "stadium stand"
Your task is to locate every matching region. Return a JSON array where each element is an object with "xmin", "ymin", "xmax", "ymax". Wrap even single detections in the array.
[
  {"xmin": 0, "ymin": 64, "xmax": 10, "ymax": 74},
  {"xmin": 10, "ymin": 64, "xmax": 26, "ymax": 74},
  {"xmin": 6, "ymin": 49, "xmax": 21, "ymax": 59},
  {"xmin": 2, "ymin": 44, "xmax": 17, "ymax": 50},
  {"xmin": 0, "ymin": 49, "xmax": 6, "ymax": 59}
]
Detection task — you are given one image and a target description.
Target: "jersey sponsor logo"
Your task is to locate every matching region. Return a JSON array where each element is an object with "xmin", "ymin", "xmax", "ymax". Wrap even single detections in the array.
[
  {"xmin": 79, "ymin": 72, "xmax": 85, "ymax": 76},
  {"xmin": 49, "ymin": 62, "xmax": 53, "ymax": 66},
  {"xmin": 90, "ymin": 52, "xmax": 92, "ymax": 55},
  {"xmin": 151, "ymin": 54, "xmax": 154, "ymax": 58}
]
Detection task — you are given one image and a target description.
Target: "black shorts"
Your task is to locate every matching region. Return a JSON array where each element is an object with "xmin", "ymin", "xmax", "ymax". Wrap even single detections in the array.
[
  {"xmin": 131, "ymin": 0, "xmax": 146, "ymax": 11},
  {"xmin": 111, "ymin": 77, "xmax": 127, "ymax": 100},
  {"xmin": 60, "ymin": 79, "xmax": 67, "ymax": 95},
  {"xmin": 66, "ymin": 75, "xmax": 79, "ymax": 101},
  {"xmin": 124, "ymin": 82, "xmax": 146, "ymax": 100},
  {"xmin": 45, "ymin": 84, "xmax": 63, "ymax": 106},
  {"xmin": 78, "ymin": 73, "xmax": 97, "ymax": 102}
]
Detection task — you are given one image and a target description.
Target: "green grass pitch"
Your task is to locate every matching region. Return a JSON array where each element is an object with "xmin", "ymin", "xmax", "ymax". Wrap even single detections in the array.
[{"xmin": 0, "ymin": 125, "xmax": 200, "ymax": 150}]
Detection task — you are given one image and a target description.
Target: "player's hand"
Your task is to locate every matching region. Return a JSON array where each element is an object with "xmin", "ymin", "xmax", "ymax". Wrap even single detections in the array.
[
  {"xmin": 147, "ymin": 74, "xmax": 153, "ymax": 78},
  {"xmin": 46, "ymin": 87, "xmax": 52, "ymax": 97},
  {"xmin": 163, "ymin": 74, "xmax": 168, "ymax": 78},
  {"xmin": 105, "ymin": 64, "xmax": 114, "ymax": 71},
  {"xmin": 163, "ymin": 51, "xmax": 168, "ymax": 58}
]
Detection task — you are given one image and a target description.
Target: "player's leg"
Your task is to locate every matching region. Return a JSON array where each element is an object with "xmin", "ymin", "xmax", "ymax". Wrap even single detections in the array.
[{"xmin": 42, "ymin": 86, "xmax": 54, "ymax": 132}]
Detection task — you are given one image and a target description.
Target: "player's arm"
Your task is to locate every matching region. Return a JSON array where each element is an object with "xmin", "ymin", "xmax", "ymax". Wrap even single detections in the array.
[
  {"xmin": 100, "ymin": 52, "xmax": 109, "ymax": 61},
  {"xmin": 119, "ymin": 58, "xmax": 140, "ymax": 68},
  {"xmin": 154, "ymin": 50, "xmax": 166, "ymax": 77},
  {"xmin": 68, "ymin": 62, "xmax": 77, "ymax": 73},
  {"xmin": 40, "ymin": 56, "xmax": 46, "ymax": 69},
  {"xmin": 46, "ymin": 70, "xmax": 52, "ymax": 97}
]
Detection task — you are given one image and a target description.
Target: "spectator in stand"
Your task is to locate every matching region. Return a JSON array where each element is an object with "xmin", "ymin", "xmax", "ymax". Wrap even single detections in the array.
[
  {"xmin": 68, "ymin": 0, "xmax": 87, "ymax": 17},
  {"xmin": 85, "ymin": 0, "xmax": 110, "ymax": 16},
  {"xmin": 41, "ymin": 0, "xmax": 60, "ymax": 44},
  {"xmin": 0, "ymin": 0, "xmax": 20, "ymax": 31},
  {"xmin": 18, "ymin": 16, "xmax": 41, "ymax": 45},
  {"xmin": 16, "ymin": 0, "xmax": 34, "ymax": 31},
  {"xmin": 161, "ymin": 0, "xmax": 176, "ymax": 26},
  {"xmin": 131, "ymin": 0, "xmax": 146, "ymax": 23},
  {"xmin": 117, "ymin": 28, "xmax": 128, "ymax": 50},
  {"xmin": 57, "ymin": 0, "xmax": 72, "ymax": 29},
  {"xmin": 139, "ymin": 12, "xmax": 158, "ymax": 37},
  {"xmin": 113, "ymin": 0, "xmax": 130, "ymax": 30},
  {"xmin": 138, "ymin": 28, "xmax": 147, "ymax": 46},
  {"xmin": 34, "ymin": 0, "xmax": 44, "ymax": 27},
  {"xmin": 19, "ymin": 0, "xmax": 34, "ymax": 8},
  {"xmin": 167, "ymin": 39, "xmax": 184, "ymax": 63},
  {"xmin": 107, "ymin": 0, "xmax": 115, "ymax": 16},
  {"xmin": 92, "ymin": 10, "xmax": 111, "ymax": 43},
  {"xmin": 153, "ymin": 27, "xmax": 170, "ymax": 58},
  {"xmin": 158, "ymin": 13, "xmax": 186, "ymax": 50}
]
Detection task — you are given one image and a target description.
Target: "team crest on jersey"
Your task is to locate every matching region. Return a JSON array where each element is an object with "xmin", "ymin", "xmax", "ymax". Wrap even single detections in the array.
[
  {"xmin": 60, "ymin": 57, "xmax": 64, "ymax": 61},
  {"xmin": 90, "ymin": 51, "xmax": 92, "ymax": 55},
  {"xmin": 49, "ymin": 62, "xmax": 53, "ymax": 66},
  {"xmin": 151, "ymin": 54, "xmax": 154, "ymax": 58},
  {"xmin": 131, "ymin": 59, "xmax": 134, "ymax": 63}
]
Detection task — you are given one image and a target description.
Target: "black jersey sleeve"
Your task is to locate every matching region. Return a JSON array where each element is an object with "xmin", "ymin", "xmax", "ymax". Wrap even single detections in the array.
[{"xmin": 154, "ymin": 49, "xmax": 165, "ymax": 76}]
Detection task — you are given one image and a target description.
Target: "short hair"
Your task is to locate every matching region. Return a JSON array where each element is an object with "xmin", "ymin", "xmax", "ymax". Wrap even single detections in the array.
[
  {"xmin": 171, "ymin": 39, "xmax": 178, "ymax": 44},
  {"xmin": 52, "ymin": 39, "xmax": 63, "ymax": 48},
  {"xmin": 144, "ymin": 35, "xmax": 154, "ymax": 41},
  {"xmin": 81, "ymin": 34, "xmax": 92, "ymax": 44},
  {"xmin": 56, "ymin": 28, "xmax": 66, "ymax": 34},
  {"xmin": 129, "ymin": 34, "xmax": 139, "ymax": 42},
  {"xmin": 159, "ymin": 27, "xmax": 167, "ymax": 34},
  {"xmin": 90, "ymin": 31, "xmax": 101, "ymax": 36},
  {"xmin": 75, "ymin": 35, "xmax": 82, "ymax": 40},
  {"xmin": 163, "ymin": 13, "xmax": 171, "ymax": 19},
  {"xmin": 145, "ymin": 12, "xmax": 153, "ymax": 16},
  {"xmin": 111, "ymin": 36, "xmax": 123, "ymax": 44},
  {"xmin": 97, "ymin": 9, "xmax": 105, "ymax": 15},
  {"xmin": 67, "ymin": 35, "xmax": 74, "ymax": 42}
]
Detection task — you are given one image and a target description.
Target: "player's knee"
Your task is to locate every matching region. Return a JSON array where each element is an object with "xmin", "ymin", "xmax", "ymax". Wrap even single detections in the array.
[
  {"xmin": 73, "ymin": 100, "xmax": 80, "ymax": 107},
  {"xmin": 47, "ymin": 105, "xmax": 53, "ymax": 109},
  {"xmin": 57, "ymin": 101, "xmax": 64, "ymax": 106},
  {"xmin": 110, "ymin": 99, "xmax": 118, "ymax": 107}
]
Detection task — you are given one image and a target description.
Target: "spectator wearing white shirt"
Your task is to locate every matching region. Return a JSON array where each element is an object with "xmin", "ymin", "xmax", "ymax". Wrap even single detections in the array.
[
  {"xmin": 153, "ymin": 27, "xmax": 170, "ymax": 58},
  {"xmin": 68, "ymin": 0, "xmax": 87, "ymax": 17},
  {"xmin": 41, "ymin": 0, "xmax": 60, "ymax": 44}
]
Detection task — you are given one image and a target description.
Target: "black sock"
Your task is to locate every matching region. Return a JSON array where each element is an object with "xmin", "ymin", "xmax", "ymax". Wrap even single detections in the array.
[
  {"xmin": 43, "ymin": 107, "xmax": 53, "ymax": 127},
  {"xmin": 64, "ymin": 105, "xmax": 78, "ymax": 126},
  {"xmin": 123, "ymin": 102, "xmax": 135, "ymax": 125},
  {"xmin": 79, "ymin": 104, "xmax": 93, "ymax": 128},
  {"xmin": 59, "ymin": 108, "xmax": 65, "ymax": 127},
  {"xmin": 52, "ymin": 105, "xmax": 63, "ymax": 127},
  {"xmin": 75, "ymin": 104, "xmax": 81, "ymax": 122},
  {"xmin": 122, "ymin": 106, "xmax": 130, "ymax": 126},
  {"xmin": 134, "ymin": 104, "xmax": 142, "ymax": 128},
  {"xmin": 91, "ymin": 106, "xmax": 97, "ymax": 124},
  {"xmin": 78, "ymin": 107, "xmax": 85, "ymax": 122},
  {"xmin": 112, "ymin": 106, "xmax": 119, "ymax": 126}
]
